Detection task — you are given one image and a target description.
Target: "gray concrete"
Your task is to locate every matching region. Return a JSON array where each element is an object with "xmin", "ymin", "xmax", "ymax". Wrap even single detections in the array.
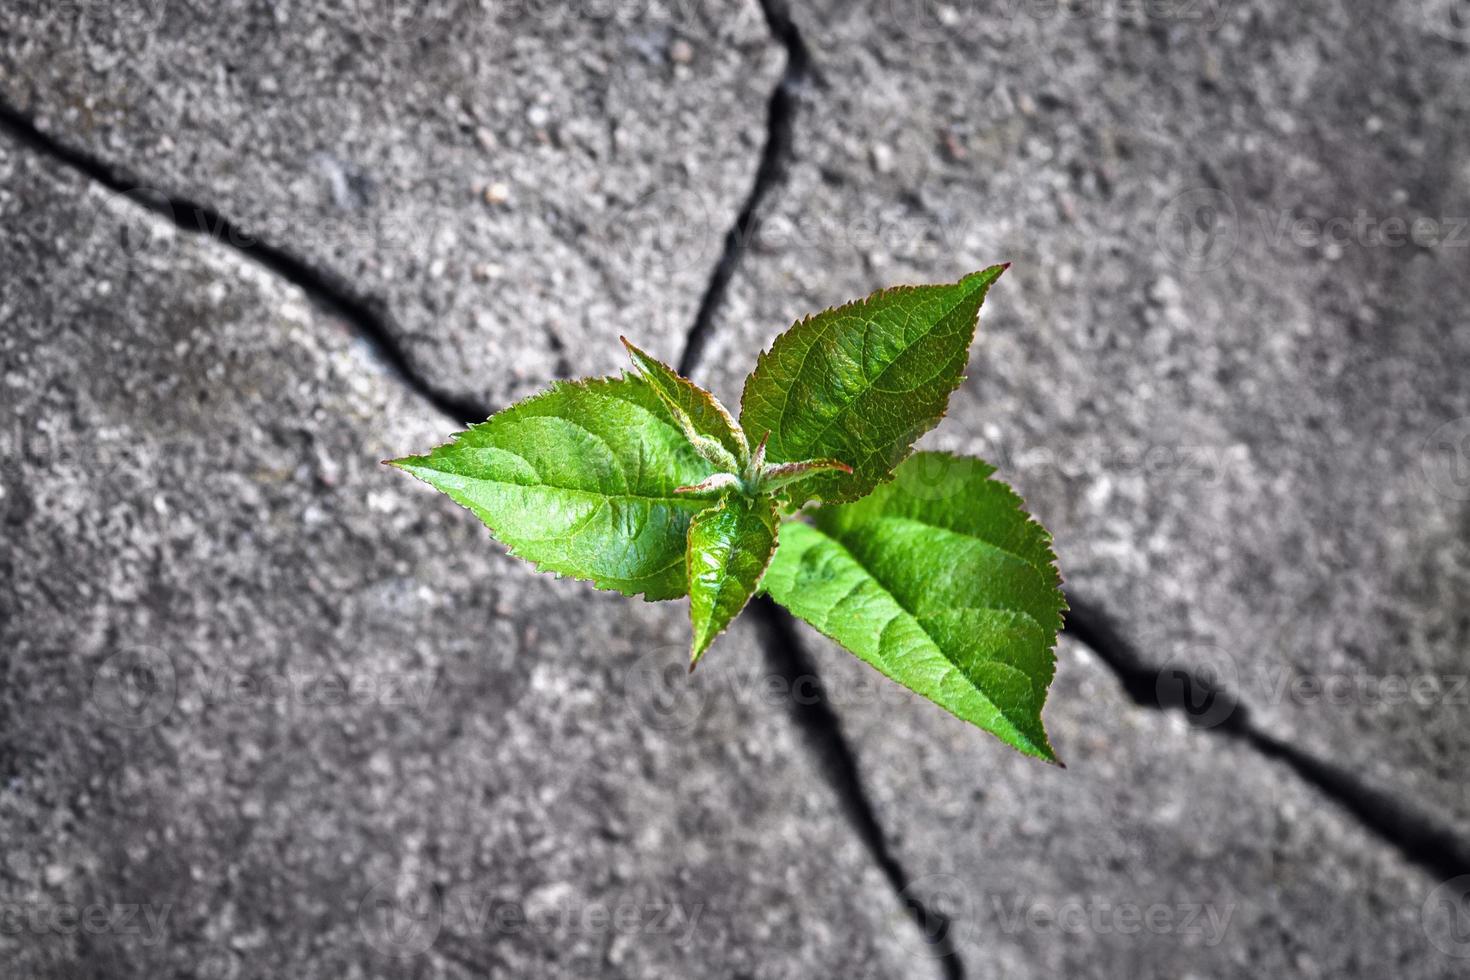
[
  {"xmin": 0, "ymin": 0, "xmax": 782, "ymax": 408},
  {"xmin": 0, "ymin": 137, "xmax": 918, "ymax": 979},
  {"xmin": 693, "ymin": 0, "xmax": 1470, "ymax": 841},
  {"xmin": 5, "ymin": 0, "xmax": 1470, "ymax": 977},
  {"xmin": 798, "ymin": 633, "xmax": 1453, "ymax": 977}
]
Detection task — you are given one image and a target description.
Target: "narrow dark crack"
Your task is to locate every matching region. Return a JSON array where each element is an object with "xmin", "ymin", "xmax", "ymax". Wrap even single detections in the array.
[
  {"xmin": 749, "ymin": 599, "xmax": 967, "ymax": 980},
  {"xmin": 675, "ymin": 0, "xmax": 811, "ymax": 377},
  {"xmin": 1064, "ymin": 593, "xmax": 1470, "ymax": 882},
  {"xmin": 20, "ymin": 1, "xmax": 1454, "ymax": 966},
  {"xmin": 5, "ymin": 26, "xmax": 965, "ymax": 973},
  {"xmin": 0, "ymin": 100, "xmax": 488, "ymax": 428},
  {"xmin": 674, "ymin": 18, "xmax": 1465, "ymax": 954},
  {"xmin": 679, "ymin": 5, "xmax": 969, "ymax": 976}
]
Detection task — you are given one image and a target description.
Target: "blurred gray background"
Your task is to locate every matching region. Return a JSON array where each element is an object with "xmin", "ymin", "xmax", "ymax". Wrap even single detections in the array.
[{"xmin": 2, "ymin": 0, "xmax": 1469, "ymax": 977}]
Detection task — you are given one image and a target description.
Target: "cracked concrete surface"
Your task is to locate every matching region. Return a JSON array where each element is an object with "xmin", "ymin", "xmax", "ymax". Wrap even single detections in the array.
[
  {"xmin": 693, "ymin": 0, "xmax": 1470, "ymax": 863},
  {"xmin": 0, "ymin": 136, "xmax": 920, "ymax": 979},
  {"xmin": 3, "ymin": 0, "xmax": 1470, "ymax": 976},
  {"xmin": 796, "ymin": 631, "xmax": 1450, "ymax": 978},
  {"xmin": 0, "ymin": 0, "xmax": 782, "ymax": 409}
]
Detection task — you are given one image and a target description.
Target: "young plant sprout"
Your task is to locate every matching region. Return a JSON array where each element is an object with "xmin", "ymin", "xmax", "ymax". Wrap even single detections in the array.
[{"xmin": 390, "ymin": 266, "xmax": 1066, "ymax": 761}]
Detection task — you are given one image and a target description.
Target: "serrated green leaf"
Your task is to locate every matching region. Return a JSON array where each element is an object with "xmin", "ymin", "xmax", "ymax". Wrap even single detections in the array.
[
  {"xmin": 739, "ymin": 266, "xmax": 1006, "ymax": 505},
  {"xmin": 761, "ymin": 452, "xmax": 1064, "ymax": 761},
  {"xmin": 622, "ymin": 336, "xmax": 748, "ymax": 468},
  {"xmin": 389, "ymin": 375, "xmax": 716, "ymax": 600},
  {"xmin": 686, "ymin": 493, "xmax": 779, "ymax": 667}
]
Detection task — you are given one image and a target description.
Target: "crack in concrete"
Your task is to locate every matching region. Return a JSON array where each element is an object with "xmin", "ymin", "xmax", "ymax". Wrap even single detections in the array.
[
  {"xmin": 749, "ymin": 598, "xmax": 969, "ymax": 979},
  {"xmin": 678, "ymin": 3, "xmax": 966, "ymax": 976},
  {"xmin": 11, "ymin": 4, "xmax": 1462, "ymax": 968},
  {"xmin": 0, "ymin": 100, "xmax": 489, "ymax": 428},
  {"xmin": 2, "ymin": 24, "xmax": 959, "ymax": 976},
  {"xmin": 676, "ymin": 2, "xmax": 1467, "ymax": 959},
  {"xmin": 1064, "ymin": 593, "xmax": 1470, "ymax": 882},
  {"xmin": 676, "ymin": 0, "xmax": 811, "ymax": 378}
]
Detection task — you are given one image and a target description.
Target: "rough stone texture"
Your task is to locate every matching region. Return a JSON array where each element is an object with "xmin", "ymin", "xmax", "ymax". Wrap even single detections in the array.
[
  {"xmin": 695, "ymin": 0, "xmax": 1470, "ymax": 838},
  {"xmin": 0, "ymin": 138, "xmax": 919, "ymax": 980},
  {"xmin": 0, "ymin": 0, "xmax": 783, "ymax": 408},
  {"xmin": 7, "ymin": 1, "xmax": 1470, "ymax": 977},
  {"xmin": 796, "ymin": 633, "xmax": 1454, "ymax": 978}
]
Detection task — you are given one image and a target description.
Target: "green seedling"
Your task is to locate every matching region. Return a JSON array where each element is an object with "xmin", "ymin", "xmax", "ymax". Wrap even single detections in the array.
[{"xmin": 390, "ymin": 266, "xmax": 1066, "ymax": 761}]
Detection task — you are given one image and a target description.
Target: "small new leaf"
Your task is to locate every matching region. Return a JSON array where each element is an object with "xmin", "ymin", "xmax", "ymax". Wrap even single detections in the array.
[
  {"xmin": 686, "ymin": 493, "xmax": 779, "ymax": 668},
  {"xmin": 762, "ymin": 453, "xmax": 1065, "ymax": 761},
  {"xmin": 622, "ymin": 336, "xmax": 747, "ymax": 470},
  {"xmin": 676, "ymin": 473, "xmax": 742, "ymax": 496},
  {"xmin": 739, "ymin": 266, "xmax": 1006, "ymax": 505},
  {"xmin": 389, "ymin": 375, "xmax": 714, "ymax": 600},
  {"xmin": 757, "ymin": 458, "xmax": 853, "ymax": 498}
]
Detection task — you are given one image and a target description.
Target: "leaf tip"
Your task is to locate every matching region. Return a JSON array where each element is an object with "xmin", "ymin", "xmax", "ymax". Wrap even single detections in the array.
[
  {"xmin": 1024, "ymin": 731, "xmax": 1062, "ymax": 766},
  {"xmin": 751, "ymin": 430, "xmax": 770, "ymax": 468},
  {"xmin": 382, "ymin": 455, "xmax": 421, "ymax": 473},
  {"xmin": 689, "ymin": 630, "xmax": 717, "ymax": 671},
  {"xmin": 960, "ymin": 263, "xmax": 1010, "ymax": 295}
]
